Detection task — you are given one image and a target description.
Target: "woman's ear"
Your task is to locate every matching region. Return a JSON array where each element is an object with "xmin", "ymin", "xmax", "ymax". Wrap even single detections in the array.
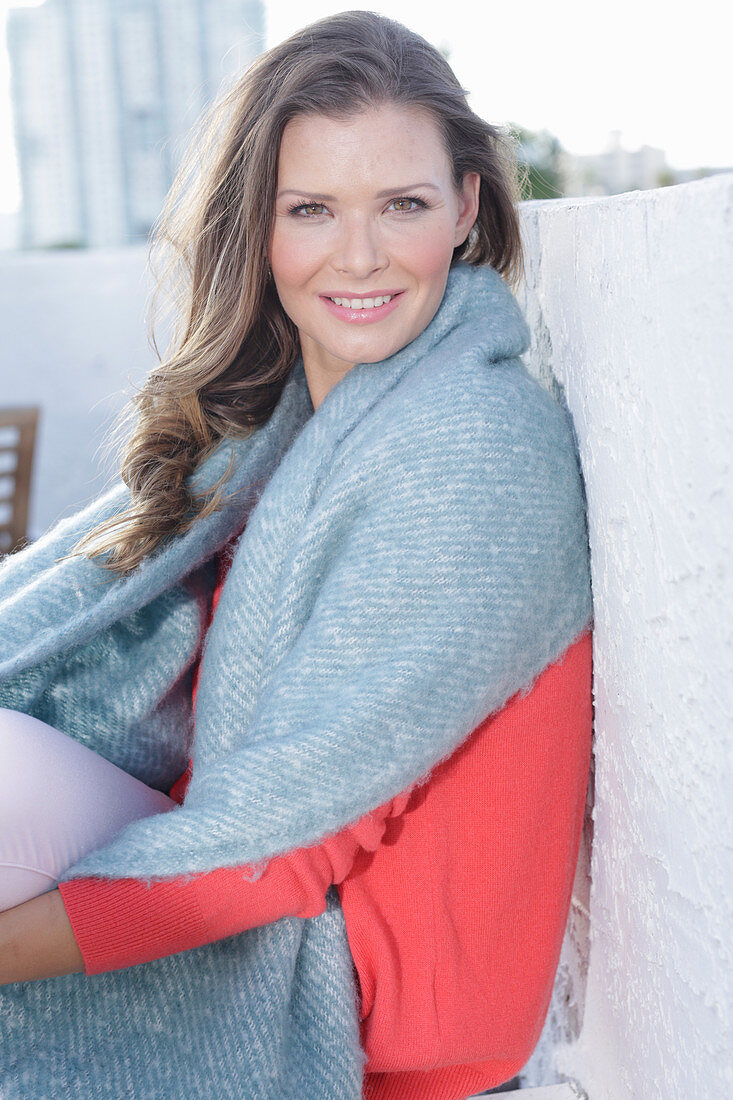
[{"xmin": 454, "ymin": 171, "xmax": 481, "ymax": 247}]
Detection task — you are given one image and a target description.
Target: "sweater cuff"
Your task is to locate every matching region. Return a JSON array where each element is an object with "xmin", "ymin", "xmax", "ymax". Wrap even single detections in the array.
[{"xmin": 58, "ymin": 877, "xmax": 210, "ymax": 976}]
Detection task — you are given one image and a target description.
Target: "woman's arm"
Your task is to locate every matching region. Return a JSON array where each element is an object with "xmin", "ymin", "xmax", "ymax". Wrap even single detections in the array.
[
  {"xmin": 0, "ymin": 889, "xmax": 83, "ymax": 984},
  {"xmin": 1, "ymin": 786, "xmax": 412, "ymax": 982}
]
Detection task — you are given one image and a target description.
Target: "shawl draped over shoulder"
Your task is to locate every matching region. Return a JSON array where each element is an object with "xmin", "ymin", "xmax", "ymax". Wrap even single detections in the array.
[{"xmin": 0, "ymin": 261, "xmax": 593, "ymax": 1099}]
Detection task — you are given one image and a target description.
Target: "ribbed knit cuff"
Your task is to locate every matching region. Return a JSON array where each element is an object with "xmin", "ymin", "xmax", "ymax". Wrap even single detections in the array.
[{"xmin": 58, "ymin": 877, "xmax": 209, "ymax": 976}]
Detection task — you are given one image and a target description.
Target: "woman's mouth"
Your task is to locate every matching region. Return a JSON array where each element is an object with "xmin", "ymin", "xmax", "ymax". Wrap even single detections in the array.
[{"xmin": 320, "ymin": 291, "xmax": 405, "ymax": 324}]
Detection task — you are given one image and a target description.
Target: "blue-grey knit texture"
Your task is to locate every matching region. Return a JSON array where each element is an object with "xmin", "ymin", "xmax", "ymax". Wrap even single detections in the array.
[{"xmin": 0, "ymin": 261, "xmax": 593, "ymax": 1097}]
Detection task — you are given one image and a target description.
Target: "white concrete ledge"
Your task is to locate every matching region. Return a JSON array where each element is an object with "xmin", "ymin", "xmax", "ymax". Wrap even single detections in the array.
[{"xmin": 515, "ymin": 173, "xmax": 732, "ymax": 1098}]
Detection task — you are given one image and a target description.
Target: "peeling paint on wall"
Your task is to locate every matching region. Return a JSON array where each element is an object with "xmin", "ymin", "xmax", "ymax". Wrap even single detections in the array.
[{"xmin": 516, "ymin": 175, "xmax": 733, "ymax": 1099}]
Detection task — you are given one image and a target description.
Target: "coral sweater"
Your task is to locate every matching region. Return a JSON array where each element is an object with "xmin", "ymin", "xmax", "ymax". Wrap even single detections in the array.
[{"xmin": 58, "ymin": 531, "xmax": 593, "ymax": 1100}]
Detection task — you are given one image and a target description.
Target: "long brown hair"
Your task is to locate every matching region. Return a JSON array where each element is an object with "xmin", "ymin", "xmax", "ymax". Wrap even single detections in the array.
[{"xmin": 71, "ymin": 10, "xmax": 526, "ymax": 575}]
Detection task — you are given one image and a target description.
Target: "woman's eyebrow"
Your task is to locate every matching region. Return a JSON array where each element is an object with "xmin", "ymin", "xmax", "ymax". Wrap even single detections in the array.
[{"xmin": 277, "ymin": 183, "xmax": 441, "ymax": 200}]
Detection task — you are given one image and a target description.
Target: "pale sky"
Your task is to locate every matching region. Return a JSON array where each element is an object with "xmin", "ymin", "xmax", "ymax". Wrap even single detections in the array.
[{"xmin": 0, "ymin": 0, "xmax": 726, "ymax": 214}]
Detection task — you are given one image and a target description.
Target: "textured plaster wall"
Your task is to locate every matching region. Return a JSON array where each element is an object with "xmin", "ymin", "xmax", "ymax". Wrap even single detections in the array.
[{"xmin": 516, "ymin": 174, "xmax": 733, "ymax": 1098}]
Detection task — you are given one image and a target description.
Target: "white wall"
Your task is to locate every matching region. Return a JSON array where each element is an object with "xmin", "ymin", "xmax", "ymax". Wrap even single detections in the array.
[
  {"xmin": 517, "ymin": 174, "xmax": 733, "ymax": 1098},
  {"xmin": 0, "ymin": 245, "xmax": 157, "ymax": 536},
  {"xmin": 0, "ymin": 175, "xmax": 731, "ymax": 1098}
]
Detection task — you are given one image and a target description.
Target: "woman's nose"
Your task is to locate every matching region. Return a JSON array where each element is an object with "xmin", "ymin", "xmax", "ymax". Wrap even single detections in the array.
[{"xmin": 330, "ymin": 216, "xmax": 387, "ymax": 279}]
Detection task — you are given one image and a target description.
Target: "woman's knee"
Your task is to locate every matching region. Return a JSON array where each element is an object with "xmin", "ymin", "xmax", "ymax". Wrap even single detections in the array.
[
  {"xmin": 0, "ymin": 708, "xmax": 57, "ymax": 820},
  {"xmin": 0, "ymin": 707, "xmax": 176, "ymax": 911}
]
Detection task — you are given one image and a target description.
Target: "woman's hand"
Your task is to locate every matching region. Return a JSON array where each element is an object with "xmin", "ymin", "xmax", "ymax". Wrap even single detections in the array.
[{"xmin": 0, "ymin": 888, "xmax": 84, "ymax": 985}]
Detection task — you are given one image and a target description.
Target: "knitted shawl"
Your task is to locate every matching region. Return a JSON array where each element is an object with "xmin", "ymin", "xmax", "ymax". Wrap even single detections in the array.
[{"xmin": 0, "ymin": 261, "xmax": 593, "ymax": 1099}]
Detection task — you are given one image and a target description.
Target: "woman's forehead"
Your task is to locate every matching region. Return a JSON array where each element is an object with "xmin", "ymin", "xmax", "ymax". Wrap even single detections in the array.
[
  {"xmin": 276, "ymin": 105, "xmax": 451, "ymax": 189},
  {"xmin": 280, "ymin": 103, "xmax": 440, "ymax": 143}
]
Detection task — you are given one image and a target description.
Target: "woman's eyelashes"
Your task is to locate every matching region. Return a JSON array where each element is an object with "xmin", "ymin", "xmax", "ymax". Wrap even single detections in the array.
[{"xmin": 285, "ymin": 195, "xmax": 430, "ymax": 217}]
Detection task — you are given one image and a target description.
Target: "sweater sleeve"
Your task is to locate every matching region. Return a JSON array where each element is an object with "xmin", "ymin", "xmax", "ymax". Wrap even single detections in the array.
[{"xmin": 57, "ymin": 786, "xmax": 414, "ymax": 976}]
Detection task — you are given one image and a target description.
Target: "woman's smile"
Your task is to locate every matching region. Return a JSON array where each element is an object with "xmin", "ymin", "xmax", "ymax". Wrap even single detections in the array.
[{"xmin": 319, "ymin": 289, "xmax": 405, "ymax": 323}]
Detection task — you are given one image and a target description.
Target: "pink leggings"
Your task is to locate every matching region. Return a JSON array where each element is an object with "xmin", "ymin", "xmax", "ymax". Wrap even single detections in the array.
[{"xmin": 0, "ymin": 707, "xmax": 176, "ymax": 913}]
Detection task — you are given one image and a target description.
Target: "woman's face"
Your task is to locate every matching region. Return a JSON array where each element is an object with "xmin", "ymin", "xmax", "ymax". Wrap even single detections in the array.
[{"xmin": 269, "ymin": 103, "xmax": 480, "ymax": 410}]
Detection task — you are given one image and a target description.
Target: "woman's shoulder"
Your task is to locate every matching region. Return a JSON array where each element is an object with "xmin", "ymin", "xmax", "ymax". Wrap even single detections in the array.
[{"xmin": 352, "ymin": 349, "xmax": 581, "ymax": 493}]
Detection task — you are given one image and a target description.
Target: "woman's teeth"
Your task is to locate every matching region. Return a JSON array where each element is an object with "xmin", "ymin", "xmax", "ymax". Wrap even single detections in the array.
[{"xmin": 329, "ymin": 295, "xmax": 393, "ymax": 309}]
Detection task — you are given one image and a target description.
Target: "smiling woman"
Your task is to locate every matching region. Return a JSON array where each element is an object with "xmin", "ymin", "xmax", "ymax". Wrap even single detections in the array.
[
  {"xmin": 53, "ymin": 13, "xmax": 524, "ymax": 576},
  {"xmin": 0, "ymin": 10, "xmax": 593, "ymax": 1100},
  {"xmin": 270, "ymin": 106, "xmax": 480, "ymax": 409}
]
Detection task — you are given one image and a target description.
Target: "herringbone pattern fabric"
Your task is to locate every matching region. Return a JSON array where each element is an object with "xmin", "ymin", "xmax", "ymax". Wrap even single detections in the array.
[{"xmin": 0, "ymin": 262, "xmax": 593, "ymax": 1097}]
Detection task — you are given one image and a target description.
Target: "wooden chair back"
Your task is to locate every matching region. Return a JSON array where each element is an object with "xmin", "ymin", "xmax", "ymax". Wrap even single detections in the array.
[{"xmin": 0, "ymin": 407, "xmax": 40, "ymax": 557}]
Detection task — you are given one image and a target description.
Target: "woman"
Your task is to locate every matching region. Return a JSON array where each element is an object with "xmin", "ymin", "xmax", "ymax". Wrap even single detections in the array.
[{"xmin": 0, "ymin": 11, "xmax": 593, "ymax": 1100}]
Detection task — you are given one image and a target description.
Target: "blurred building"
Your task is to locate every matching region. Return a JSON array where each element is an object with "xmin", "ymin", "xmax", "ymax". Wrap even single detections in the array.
[
  {"xmin": 561, "ymin": 130, "xmax": 672, "ymax": 197},
  {"xmin": 7, "ymin": 0, "xmax": 264, "ymax": 249}
]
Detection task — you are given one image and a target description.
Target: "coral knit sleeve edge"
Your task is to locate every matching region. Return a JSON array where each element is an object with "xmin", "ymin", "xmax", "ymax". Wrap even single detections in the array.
[{"xmin": 58, "ymin": 791, "xmax": 409, "ymax": 977}]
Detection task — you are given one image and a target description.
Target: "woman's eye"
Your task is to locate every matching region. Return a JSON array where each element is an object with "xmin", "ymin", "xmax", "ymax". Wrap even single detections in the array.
[
  {"xmin": 289, "ymin": 202, "xmax": 327, "ymax": 217},
  {"xmin": 390, "ymin": 197, "xmax": 426, "ymax": 213}
]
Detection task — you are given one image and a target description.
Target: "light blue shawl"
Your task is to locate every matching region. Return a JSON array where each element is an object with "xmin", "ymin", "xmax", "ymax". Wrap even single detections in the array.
[{"xmin": 0, "ymin": 261, "xmax": 592, "ymax": 1098}]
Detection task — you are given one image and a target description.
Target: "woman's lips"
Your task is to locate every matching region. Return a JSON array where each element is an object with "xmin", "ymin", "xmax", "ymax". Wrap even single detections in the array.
[{"xmin": 320, "ymin": 291, "xmax": 404, "ymax": 324}]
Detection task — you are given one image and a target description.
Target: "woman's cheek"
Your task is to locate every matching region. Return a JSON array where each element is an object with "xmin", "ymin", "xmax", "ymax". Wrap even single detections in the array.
[
  {"xmin": 270, "ymin": 228, "xmax": 318, "ymax": 285},
  {"xmin": 393, "ymin": 221, "xmax": 456, "ymax": 276}
]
